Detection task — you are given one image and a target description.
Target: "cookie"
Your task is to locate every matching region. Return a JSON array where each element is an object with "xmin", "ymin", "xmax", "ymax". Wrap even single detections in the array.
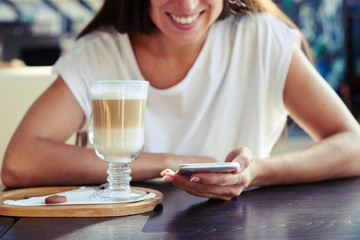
[{"xmin": 45, "ymin": 195, "xmax": 67, "ymax": 204}]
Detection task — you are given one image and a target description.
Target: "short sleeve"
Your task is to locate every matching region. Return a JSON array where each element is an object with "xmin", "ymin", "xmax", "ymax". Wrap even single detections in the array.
[
  {"xmin": 259, "ymin": 13, "xmax": 302, "ymax": 115},
  {"xmin": 52, "ymin": 37, "xmax": 92, "ymax": 131}
]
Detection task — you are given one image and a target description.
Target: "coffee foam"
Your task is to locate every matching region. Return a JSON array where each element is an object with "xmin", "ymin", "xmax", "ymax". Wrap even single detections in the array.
[
  {"xmin": 90, "ymin": 82, "xmax": 148, "ymax": 100},
  {"xmin": 91, "ymin": 89, "xmax": 144, "ymax": 100}
]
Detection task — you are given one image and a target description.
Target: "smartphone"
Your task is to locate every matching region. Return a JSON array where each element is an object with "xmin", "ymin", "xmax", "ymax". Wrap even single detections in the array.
[{"xmin": 178, "ymin": 162, "xmax": 240, "ymax": 175}]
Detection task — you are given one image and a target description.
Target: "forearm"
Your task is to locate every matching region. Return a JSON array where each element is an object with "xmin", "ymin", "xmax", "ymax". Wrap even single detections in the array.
[
  {"xmin": 2, "ymin": 137, "xmax": 109, "ymax": 188},
  {"xmin": 130, "ymin": 153, "xmax": 168, "ymax": 181},
  {"xmin": 252, "ymin": 131, "xmax": 360, "ymax": 187},
  {"xmin": 3, "ymin": 140, "xmax": 175, "ymax": 187}
]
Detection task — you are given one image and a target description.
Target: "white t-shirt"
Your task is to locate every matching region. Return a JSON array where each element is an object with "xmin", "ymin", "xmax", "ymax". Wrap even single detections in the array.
[{"xmin": 53, "ymin": 13, "xmax": 301, "ymax": 161}]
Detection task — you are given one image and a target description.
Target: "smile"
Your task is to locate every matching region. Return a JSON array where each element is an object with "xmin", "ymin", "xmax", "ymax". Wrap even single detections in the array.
[{"xmin": 169, "ymin": 13, "xmax": 200, "ymax": 24}]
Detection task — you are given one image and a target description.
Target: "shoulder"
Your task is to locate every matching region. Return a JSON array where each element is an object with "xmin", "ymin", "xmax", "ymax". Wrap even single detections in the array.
[
  {"xmin": 214, "ymin": 12, "xmax": 299, "ymax": 39},
  {"xmin": 70, "ymin": 29, "xmax": 125, "ymax": 54},
  {"xmin": 237, "ymin": 12, "xmax": 291, "ymax": 28}
]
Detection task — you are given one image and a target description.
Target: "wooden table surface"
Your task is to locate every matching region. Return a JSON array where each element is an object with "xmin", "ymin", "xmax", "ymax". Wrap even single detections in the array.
[{"xmin": 1, "ymin": 177, "xmax": 360, "ymax": 240}]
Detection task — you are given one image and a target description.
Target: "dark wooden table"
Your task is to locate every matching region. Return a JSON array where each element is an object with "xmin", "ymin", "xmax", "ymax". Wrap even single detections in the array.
[{"xmin": 1, "ymin": 177, "xmax": 360, "ymax": 240}]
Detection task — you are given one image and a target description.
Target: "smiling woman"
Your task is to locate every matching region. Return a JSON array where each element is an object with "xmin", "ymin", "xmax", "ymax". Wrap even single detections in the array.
[{"xmin": 2, "ymin": 0, "xmax": 360, "ymax": 202}]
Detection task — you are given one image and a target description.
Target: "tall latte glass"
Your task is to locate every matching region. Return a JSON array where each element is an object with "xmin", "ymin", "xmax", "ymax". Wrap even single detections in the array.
[{"xmin": 89, "ymin": 80, "xmax": 149, "ymax": 201}]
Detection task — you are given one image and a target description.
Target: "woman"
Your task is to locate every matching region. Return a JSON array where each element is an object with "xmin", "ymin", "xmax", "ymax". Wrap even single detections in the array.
[{"xmin": 2, "ymin": 0, "xmax": 360, "ymax": 200}]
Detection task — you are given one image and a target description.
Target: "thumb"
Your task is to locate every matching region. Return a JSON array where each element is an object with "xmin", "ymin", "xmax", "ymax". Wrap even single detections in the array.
[{"xmin": 225, "ymin": 147, "xmax": 253, "ymax": 170}]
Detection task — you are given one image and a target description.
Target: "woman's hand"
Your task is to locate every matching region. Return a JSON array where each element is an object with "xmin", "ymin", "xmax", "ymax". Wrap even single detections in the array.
[{"xmin": 161, "ymin": 147, "xmax": 256, "ymax": 200}]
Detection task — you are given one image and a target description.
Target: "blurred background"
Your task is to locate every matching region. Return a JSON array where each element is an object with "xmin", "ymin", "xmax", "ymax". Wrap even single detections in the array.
[
  {"xmin": 0, "ymin": 0, "xmax": 101, "ymax": 66},
  {"xmin": 275, "ymin": 0, "xmax": 360, "ymax": 123},
  {"xmin": 0, "ymin": 0, "xmax": 359, "ymax": 161}
]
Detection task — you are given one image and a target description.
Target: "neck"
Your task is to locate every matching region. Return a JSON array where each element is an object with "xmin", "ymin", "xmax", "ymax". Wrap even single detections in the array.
[
  {"xmin": 131, "ymin": 30, "xmax": 208, "ymax": 61},
  {"xmin": 129, "ymin": 30, "xmax": 209, "ymax": 89}
]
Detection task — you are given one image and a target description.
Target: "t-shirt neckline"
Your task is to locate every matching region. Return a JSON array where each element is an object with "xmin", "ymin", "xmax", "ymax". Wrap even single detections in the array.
[{"xmin": 123, "ymin": 26, "xmax": 215, "ymax": 93}]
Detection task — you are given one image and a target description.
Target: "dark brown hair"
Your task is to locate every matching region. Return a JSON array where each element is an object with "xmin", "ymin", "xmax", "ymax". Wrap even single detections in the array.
[{"xmin": 77, "ymin": 1, "xmax": 152, "ymax": 36}]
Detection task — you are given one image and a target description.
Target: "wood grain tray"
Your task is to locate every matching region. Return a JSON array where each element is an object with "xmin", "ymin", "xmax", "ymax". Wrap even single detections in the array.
[{"xmin": 0, "ymin": 186, "xmax": 162, "ymax": 218}]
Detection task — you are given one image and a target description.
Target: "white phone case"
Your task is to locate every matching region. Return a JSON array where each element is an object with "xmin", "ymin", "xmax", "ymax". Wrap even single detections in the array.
[{"xmin": 178, "ymin": 162, "xmax": 240, "ymax": 175}]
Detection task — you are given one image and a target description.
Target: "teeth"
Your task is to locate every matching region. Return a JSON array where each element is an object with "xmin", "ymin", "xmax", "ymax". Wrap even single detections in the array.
[{"xmin": 170, "ymin": 13, "xmax": 199, "ymax": 24}]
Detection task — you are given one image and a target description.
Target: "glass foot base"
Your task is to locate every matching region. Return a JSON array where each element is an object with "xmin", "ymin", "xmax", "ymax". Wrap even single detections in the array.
[{"xmin": 93, "ymin": 187, "xmax": 147, "ymax": 202}]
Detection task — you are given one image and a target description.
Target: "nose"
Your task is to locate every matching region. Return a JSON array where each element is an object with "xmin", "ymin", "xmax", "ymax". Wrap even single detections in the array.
[{"xmin": 174, "ymin": 0, "xmax": 199, "ymax": 12}]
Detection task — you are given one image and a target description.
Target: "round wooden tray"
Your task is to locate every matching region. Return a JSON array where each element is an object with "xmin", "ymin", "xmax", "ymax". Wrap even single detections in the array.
[{"xmin": 0, "ymin": 186, "xmax": 162, "ymax": 217}]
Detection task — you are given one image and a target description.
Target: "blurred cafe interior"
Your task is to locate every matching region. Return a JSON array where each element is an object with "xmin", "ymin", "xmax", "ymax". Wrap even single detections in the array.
[{"xmin": 0, "ymin": 0, "xmax": 360, "ymax": 183}]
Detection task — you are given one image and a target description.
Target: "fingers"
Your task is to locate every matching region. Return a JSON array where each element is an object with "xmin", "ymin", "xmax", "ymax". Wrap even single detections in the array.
[
  {"xmin": 170, "ymin": 175, "xmax": 244, "ymax": 200},
  {"xmin": 192, "ymin": 172, "xmax": 250, "ymax": 187},
  {"xmin": 160, "ymin": 169, "xmax": 175, "ymax": 182},
  {"xmin": 162, "ymin": 171, "xmax": 248, "ymax": 200},
  {"xmin": 161, "ymin": 169, "xmax": 175, "ymax": 176},
  {"xmin": 162, "ymin": 169, "xmax": 248, "ymax": 187}
]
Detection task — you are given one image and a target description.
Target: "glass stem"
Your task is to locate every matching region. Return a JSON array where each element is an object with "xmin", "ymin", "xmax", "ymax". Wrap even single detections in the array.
[{"xmin": 107, "ymin": 163, "xmax": 132, "ymax": 192}]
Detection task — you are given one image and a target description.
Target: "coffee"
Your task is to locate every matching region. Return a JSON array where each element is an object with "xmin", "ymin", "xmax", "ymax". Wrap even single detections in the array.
[
  {"xmin": 90, "ymin": 87, "xmax": 147, "ymax": 163},
  {"xmin": 92, "ymin": 99, "xmax": 145, "ymax": 129}
]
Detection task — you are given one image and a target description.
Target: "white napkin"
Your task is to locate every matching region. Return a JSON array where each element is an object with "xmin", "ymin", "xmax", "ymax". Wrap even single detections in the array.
[{"xmin": 3, "ymin": 187, "xmax": 156, "ymax": 206}]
